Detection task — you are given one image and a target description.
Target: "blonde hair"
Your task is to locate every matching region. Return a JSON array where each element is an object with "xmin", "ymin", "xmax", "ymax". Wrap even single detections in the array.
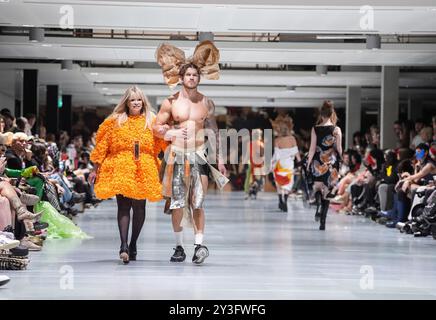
[
  {"xmin": 109, "ymin": 86, "xmax": 154, "ymax": 128},
  {"xmin": 270, "ymin": 114, "xmax": 294, "ymax": 137}
]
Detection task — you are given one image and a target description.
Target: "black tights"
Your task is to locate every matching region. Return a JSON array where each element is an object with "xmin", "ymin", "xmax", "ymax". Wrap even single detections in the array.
[{"xmin": 116, "ymin": 195, "xmax": 146, "ymax": 249}]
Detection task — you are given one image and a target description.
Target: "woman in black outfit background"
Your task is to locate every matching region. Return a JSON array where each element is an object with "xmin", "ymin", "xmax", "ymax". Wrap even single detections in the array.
[{"xmin": 307, "ymin": 101, "xmax": 343, "ymax": 230}]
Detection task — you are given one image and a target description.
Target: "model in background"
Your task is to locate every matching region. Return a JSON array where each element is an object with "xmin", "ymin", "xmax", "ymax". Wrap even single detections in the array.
[
  {"xmin": 270, "ymin": 115, "xmax": 301, "ymax": 212},
  {"xmin": 307, "ymin": 100, "xmax": 342, "ymax": 230}
]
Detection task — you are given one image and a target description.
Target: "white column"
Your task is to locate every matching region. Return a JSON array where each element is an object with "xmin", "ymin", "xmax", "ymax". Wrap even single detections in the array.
[
  {"xmin": 346, "ymin": 86, "xmax": 361, "ymax": 149},
  {"xmin": 380, "ymin": 66, "xmax": 399, "ymax": 149}
]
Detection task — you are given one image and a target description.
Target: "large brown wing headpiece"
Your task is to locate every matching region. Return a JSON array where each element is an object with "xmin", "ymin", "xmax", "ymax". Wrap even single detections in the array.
[
  {"xmin": 155, "ymin": 43, "xmax": 186, "ymax": 89},
  {"xmin": 190, "ymin": 40, "xmax": 220, "ymax": 80},
  {"xmin": 155, "ymin": 40, "xmax": 220, "ymax": 89}
]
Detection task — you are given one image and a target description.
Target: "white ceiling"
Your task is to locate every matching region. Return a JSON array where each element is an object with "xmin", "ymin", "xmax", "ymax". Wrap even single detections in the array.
[
  {"xmin": 1, "ymin": 1, "xmax": 436, "ymax": 34},
  {"xmin": 2, "ymin": 37, "xmax": 436, "ymax": 66},
  {"xmin": 0, "ymin": 1, "xmax": 435, "ymax": 109}
]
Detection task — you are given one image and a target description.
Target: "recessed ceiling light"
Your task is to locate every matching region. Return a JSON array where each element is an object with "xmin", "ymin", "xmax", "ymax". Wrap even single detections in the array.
[
  {"xmin": 41, "ymin": 44, "xmax": 52, "ymax": 47},
  {"xmin": 90, "ymin": 72, "xmax": 99, "ymax": 76},
  {"xmin": 102, "ymin": 87, "xmax": 109, "ymax": 91}
]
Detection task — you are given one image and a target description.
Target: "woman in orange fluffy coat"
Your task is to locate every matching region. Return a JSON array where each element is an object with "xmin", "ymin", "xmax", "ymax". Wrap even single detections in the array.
[{"xmin": 90, "ymin": 86, "xmax": 167, "ymax": 264}]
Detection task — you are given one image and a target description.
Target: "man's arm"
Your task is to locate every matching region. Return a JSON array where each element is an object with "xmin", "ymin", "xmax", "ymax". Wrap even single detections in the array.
[
  {"xmin": 153, "ymin": 98, "xmax": 187, "ymax": 142},
  {"xmin": 204, "ymin": 99, "xmax": 226, "ymax": 175},
  {"xmin": 152, "ymin": 99, "xmax": 172, "ymax": 139}
]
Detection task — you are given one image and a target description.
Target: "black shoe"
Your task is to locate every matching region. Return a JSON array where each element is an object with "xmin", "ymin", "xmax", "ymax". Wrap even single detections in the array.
[
  {"xmin": 283, "ymin": 195, "xmax": 288, "ymax": 212},
  {"xmin": 278, "ymin": 195, "xmax": 284, "ymax": 211},
  {"xmin": 129, "ymin": 243, "xmax": 137, "ymax": 261},
  {"xmin": 90, "ymin": 197, "xmax": 102, "ymax": 205},
  {"xmin": 71, "ymin": 192, "xmax": 86, "ymax": 204},
  {"xmin": 33, "ymin": 222, "xmax": 49, "ymax": 231},
  {"xmin": 192, "ymin": 245, "xmax": 209, "ymax": 264},
  {"xmin": 9, "ymin": 245, "xmax": 29, "ymax": 257},
  {"xmin": 119, "ymin": 244, "xmax": 129, "ymax": 264},
  {"xmin": 170, "ymin": 245, "xmax": 186, "ymax": 262},
  {"xmin": 385, "ymin": 221, "xmax": 397, "ymax": 228},
  {"xmin": 2, "ymin": 225, "xmax": 14, "ymax": 233},
  {"xmin": 325, "ymin": 190, "xmax": 337, "ymax": 199},
  {"xmin": 319, "ymin": 199, "xmax": 329, "ymax": 231}
]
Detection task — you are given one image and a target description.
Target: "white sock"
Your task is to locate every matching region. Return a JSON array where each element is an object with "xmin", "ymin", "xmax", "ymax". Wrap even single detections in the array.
[
  {"xmin": 174, "ymin": 231, "xmax": 183, "ymax": 247},
  {"xmin": 194, "ymin": 233, "xmax": 204, "ymax": 246}
]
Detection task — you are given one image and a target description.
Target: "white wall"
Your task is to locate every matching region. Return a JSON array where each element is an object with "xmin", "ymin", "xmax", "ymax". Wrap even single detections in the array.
[
  {"xmin": 0, "ymin": 91, "xmax": 14, "ymax": 114},
  {"xmin": 0, "ymin": 70, "xmax": 16, "ymax": 114}
]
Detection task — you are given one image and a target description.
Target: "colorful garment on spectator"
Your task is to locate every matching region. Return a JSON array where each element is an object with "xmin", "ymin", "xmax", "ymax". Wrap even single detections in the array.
[
  {"xmin": 90, "ymin": 114, "xmax": 167, "ymax": 200},
  {"xmin": 35, "ymin": 201, "xmax": 91, "ymax": 239}
]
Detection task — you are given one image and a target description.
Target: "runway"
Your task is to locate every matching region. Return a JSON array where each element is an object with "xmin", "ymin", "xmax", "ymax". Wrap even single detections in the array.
[{"xmin": 2, "ymin": 191, "xmax": 436, "ymax": 300}]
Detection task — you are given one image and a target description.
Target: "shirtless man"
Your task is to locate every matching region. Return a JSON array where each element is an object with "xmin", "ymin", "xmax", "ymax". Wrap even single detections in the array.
[{"xmin": 153, "ymin": 63, "xmax": 227, "ymax": 264}]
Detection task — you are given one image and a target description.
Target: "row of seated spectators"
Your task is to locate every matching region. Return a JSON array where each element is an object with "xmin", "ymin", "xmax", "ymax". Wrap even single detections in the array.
[
  {"xmin": 0, "ymin": 129, "xmax": 99, "ymax": 253},
  {"xmin": 328, "ymin": 141, "xmax": 436, "ymax": 238}
]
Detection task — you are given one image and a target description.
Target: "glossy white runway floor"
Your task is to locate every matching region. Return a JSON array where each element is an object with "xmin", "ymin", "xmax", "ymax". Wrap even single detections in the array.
[{"xmin": 2, "ymin": 191, "xmax": 436, "ymax": 300}]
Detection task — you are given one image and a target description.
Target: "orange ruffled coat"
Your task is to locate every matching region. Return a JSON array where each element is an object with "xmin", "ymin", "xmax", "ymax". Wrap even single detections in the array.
[{"xmin": 90, "ymin": 115, "xmax": 167, "ymax": 201}]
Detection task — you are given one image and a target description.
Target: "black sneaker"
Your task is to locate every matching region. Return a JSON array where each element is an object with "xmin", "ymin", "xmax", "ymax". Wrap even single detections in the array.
[
  {"xmin": 192, "ymin": 245, "xmax": 209, "ymax": 264},
  {"xmin": 9, "ymin": 245, "xmax": 29, "ymax": 258},
  {"xmin": 170, "ymin": 246, "xmax": 186, "ymax": 262},
  {"xmin": 33, "ymin": 222, "xmax": 49, "ymax": 231}
]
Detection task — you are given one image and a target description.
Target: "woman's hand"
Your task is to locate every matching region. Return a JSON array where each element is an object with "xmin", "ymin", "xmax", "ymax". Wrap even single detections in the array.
[
  {"xmin": 24, "ymin": 149, "xmax": 32, "ymax": 161},
  {"xmin": 56, "ymin": 183, "xmax": 65, "ymax": 195},
  {"xmin": 88, "ymin": 163, "xmax": 99, "ymax": 184},
  {"xmin": 401, "ymin": 172, "xmax": 411, "ymax": 179},
  {"xmin": 306, "ymin": 160, "xmax": 312, "ymax": 171},
  {"xmin": 88, "ymin": 171, "xmax": 96, "ymax": 184},
  {"xmin": 156, "ymin": 124, "xmax": 170, "ymax": 136},
  {"xmin": 401, "ymin": 180, "xmax": 410, "ymax": 193}
]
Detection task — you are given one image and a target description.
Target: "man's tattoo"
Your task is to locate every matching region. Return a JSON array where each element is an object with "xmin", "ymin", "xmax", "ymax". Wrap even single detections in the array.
[{"xmin": 204, "ymin": 100, "xmax": 221, "ymax": 164}]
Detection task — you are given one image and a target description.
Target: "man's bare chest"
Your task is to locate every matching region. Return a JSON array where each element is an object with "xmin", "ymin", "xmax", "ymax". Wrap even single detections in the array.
[{"xmin": 171, "ymin": 100, "xmax": 208, "ymax": 123}]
